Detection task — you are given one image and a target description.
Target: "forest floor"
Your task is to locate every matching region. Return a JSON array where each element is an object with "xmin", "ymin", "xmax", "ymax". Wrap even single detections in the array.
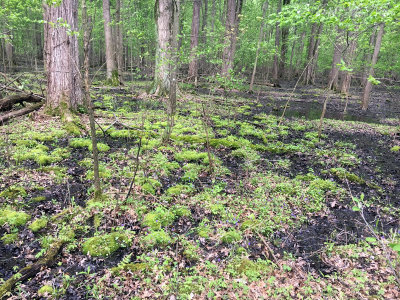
[{"xmin": 1, "ymin": 73, "xmax": 400, "ymax": 299}]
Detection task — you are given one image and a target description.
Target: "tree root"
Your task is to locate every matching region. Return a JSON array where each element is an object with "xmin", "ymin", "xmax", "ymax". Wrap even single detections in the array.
[{"xmin": 0, "ymin": 239, "xmax": 64, "ymax": 299}]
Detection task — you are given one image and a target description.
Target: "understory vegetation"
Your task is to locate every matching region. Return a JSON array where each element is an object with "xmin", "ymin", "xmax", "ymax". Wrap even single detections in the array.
[{"xmin": 1, "ymin": 77, "xmax": 399, "ymax": 299}]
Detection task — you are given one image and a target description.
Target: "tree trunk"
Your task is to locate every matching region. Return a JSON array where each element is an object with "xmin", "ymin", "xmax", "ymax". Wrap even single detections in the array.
[
  {"xmin": 340, "ymin": 35, "xmax": 357, "ymax": 95},
  {"xmin": 115, "ymin": 0, "xmax": 124, "ymax": 83},
  {"xmin": 43, "ymin": 0, "xmax": 82, "ymax": 110},
  {"xmin": 328, "ymin": 28, "xmax": 343, "ymax": 91},
  {"xmin": 153, "ymin": 0, "xmax": 178, "ymax": 96},
  {"xmin": 362, "ymin": 23, "xmax": 384, "ymax": 111},
  {"xmin": 304, "ymin": 22, "xmax": 322, "ymax": 85},
  {"xmin": 188, "ymin": 0, "xmax": 201, "ymax": 80},
  {"xmin": 278, "ymin": 0, "xmax": 290, "ymax": 79},
  {"xmin": 103, "ymin": 0, "xmax": 118, "ymax": 83},
  {"xmin": 5, "ymin": 33, "xmax": 13, "ymax": 72},
  {"xmin": 221, "ymin": 0, "xmax": 243, "ymax": 77},
  {"xmin": 272, "ymin": 0, "xmax": 282, "ymax": 83},
  {"xmin": 250, "ymin": 0, "xmax": 268, "ymax": 91},
  {"xmin": 362, "ymin": 27, "xmax": 377, "ymax": 87}
]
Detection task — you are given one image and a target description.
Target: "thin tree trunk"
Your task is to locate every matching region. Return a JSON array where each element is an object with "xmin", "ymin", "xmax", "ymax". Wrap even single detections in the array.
[
  {"xmin": 362, "ymin": 23, "xmax": 384, "ymax": 111},
  {"xmin": 362, "ymin": 27, "xmax": 377, "ymax": 87},
  {"xmin": 43, "ymin": 0, "xmax": 82, "ymax": 110},
  {"xmin": 328, "ymin": 28, "xmax": 343, "ymax": 90},
  {"xmin": 82, "ymin": 0, "xmax": 101, "ymax": 199},
  {"xmin": 250, "ymin": 0, "xmax": 268, "ymax": 91},
  {"xmin": 188, "ymin": 0, "xmax": 201, "ymax": 80},
  {"xmin": 278, "ymin": 0, "xmax": 290, "ymax": 79},
  {"xmin": 221, "ymin": 0, "xmax": 243, "ymax": 77},
  {"xmin": 288, "ymin": 27, "xmax": 297, "ymax": 79},
  {"xmin": 340, "ymin": 35, "xmax": 357, "ymax": 95},
  {"xmin": 5, "ymin": 33, "xmax": 13, "ymax": 72},
  {"xmin": 103, "ymin": 0, "xmax": 118, "ymax": 82},
  {"xmin": 115, "ymin": 0, "xmax": 124, "ymax": 83},
  {"xmin": 201, "ymin": 0, "xmax": 208, "ymax": 44},
  {"xmin": 272, "ymin": 0, "xmax": 282, "ymax": 83}
]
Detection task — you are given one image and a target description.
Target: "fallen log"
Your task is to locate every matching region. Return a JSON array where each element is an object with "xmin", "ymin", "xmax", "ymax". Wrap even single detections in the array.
[
  {"xmin": 0, "ymin": 93, "xmax": 43, "ymax": 111},
  {"xmin": 0, "ymin": 239, "xmax": 64, "ymax": 299},
  {"xmin": 0, "ymin": 102, "xmax": 44, "ymax": 124}
]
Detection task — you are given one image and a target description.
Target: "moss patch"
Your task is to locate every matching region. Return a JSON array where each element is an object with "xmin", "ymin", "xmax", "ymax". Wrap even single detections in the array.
[
  {"xmin": 142, "ymin": 230, "xmax": 172, "ymax": 249},
  {"xmin": 0, "ymin": 208, "xmax": 30, "ymax": 227},
  {"xmin": 0, "ymin": 186, "xmax": 27, "ymax": 199},
  {"xmin": 38, "ymin": 285, "xmax": 54, "ymax": 296},
  {"xmin": 29, "ymin": 217, "xmax": 48, "ymax": 232},
  {"xmin": 82, "ymin": 232, "xmax": 131, "ymax": 257}
]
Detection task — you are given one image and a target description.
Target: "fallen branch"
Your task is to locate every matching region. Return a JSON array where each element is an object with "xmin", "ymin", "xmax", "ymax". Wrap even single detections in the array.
[
  {"xmin": 0, "ymin": 93, "xmax": 43, "ymax": 111},
  {"xmin": 0, "ymin": 240, "xmax": 64, "ymax": 299},
  {"xmin": 0, "ymin": 102, "xmax": 44, "ymax": 124}
]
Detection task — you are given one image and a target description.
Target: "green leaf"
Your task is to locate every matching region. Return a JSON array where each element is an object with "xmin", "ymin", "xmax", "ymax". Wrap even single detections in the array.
[
  {"xmin": 365, "ymin": 237, "xmax": 377, "ymax": 243},
  {"xmin": 389, "ymin": 243, "xmax": 400, "ymax": 252},
  {"xmin": 352, "ymin": 205, "xmax": 360, "ymax": 212}
]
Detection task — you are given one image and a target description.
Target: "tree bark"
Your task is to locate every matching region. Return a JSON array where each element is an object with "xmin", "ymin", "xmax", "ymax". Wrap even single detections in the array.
[
  {"xmin": 0, "ymin": 93, "xmax": 43, "ymax": 111},
  {"xmin": 272, "ymin": 0, "xmax": 282, "ymax": 83},
  {"xmin": 340, "ymin": 35, "xmax": 357, "ymax": 95},
  {"xmin": 362, "ymin": 27, "xmax": 377, "ymax": 87},
  {"xmin": 153, "ymin": 0, "xmax": 179, "ymax": 96},
  {"xmin": 362, "ymin": 23, "xmax": 384, "ymax": 111},
  {"xmin": 115, "ymin": 0, "xmax": 124, "ymax": 83},
  {"xmin": 278, "ymin": 0, "xmax": 290, "ymax": 79},
  {"xmin": 188, "ymin": 0, "xmax": 201, "ymax": 80},
  {"xmin": 250, "ymin": 0, "xmax": 268, "ymax": 91},
  {"xmin": 43, "ymin": 0, "xmax": 82, "ymax": 110},
  {"xmin": 4, "ymin": 33, "xmax": 13, "ymax": 72},
  {"xmin": 221, "ymin": 0, "xmax": 243, "ymax": 77},
  {"xmin": 327, "ymin": 28, "xmax": 343, "ymax": 90},
  {"xmin": 304, "ymin": 22, "xmax": 322, "ymax": 85},
  {"xmin": 103, "ymin": 0, "xmax": 118, "ymax": 82}
]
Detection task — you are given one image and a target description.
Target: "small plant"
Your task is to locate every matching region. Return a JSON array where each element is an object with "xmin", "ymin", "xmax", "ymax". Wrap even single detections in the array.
[
  {"xmin": 29, "ymin": 217, "xmax": 48, "ymax": 232},
  {"xmin": 143, "ymin": 207, "xmax": 175, "ymax": 230},
  {"xmin": 82, "ymin": 232, "xmax": 131, "ymax": 257},
  {"xmin": 221, "ymin": 229, "xmax": 242, "ymax": 244}
]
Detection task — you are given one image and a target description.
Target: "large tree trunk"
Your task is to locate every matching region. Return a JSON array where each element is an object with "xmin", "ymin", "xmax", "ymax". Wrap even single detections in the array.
[
  {"xmin": 153, "ymin": 0, "xmax": 178, "ymax": 96},
  {"xmin": 103, "ymin": 0, "xmax": 118, "ymax": 83},
  {"xmin": 327, "ymin": 28, "xmax": 343, "ymax": 91},
  {"xmin": 278, "ymin": 0, "xmax": 290, "ymax": 79},
  {"xmin": 272, "ymin": 0, "xmax": 282, "ymax": 83},
  {"xmin": 362, "ymin": 23, "xmax": 384, "ymax": 111},
  {"xmin": 250, "ymin": 0, "xmax": 268, "ymax": 91},
  {"xmin": 43, "ymin": 0, "xmax": 82, "ymax": 110},
  {"xmin": 188, "ymin": 0, "xmax": 201, "ymax": 80},
  {"xmin": 115, "ymin": 0, "xmax": 124, "ymax": 83},
  {"xmin": 221, "ymin": 0, "xmax": 242, "ymax": 77}
]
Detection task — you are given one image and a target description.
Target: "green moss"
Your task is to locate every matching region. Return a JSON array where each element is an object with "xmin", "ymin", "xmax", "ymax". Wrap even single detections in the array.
[
  {"xmin": 109, "ymin": 129, "xmax": 137, "ymax": 138},
  {"xmin": 210, "ymin": 204, "xmax": 225, "ymax": 216},
  {"xmin": 82, "ymin": 232, "xmax": 131, "ymax": 257},
  {"xmin": 173, "ymin": 206, "xmax": 191, "ymax": 217},
  {"xmin": 174, "ymin": 150, "xmax": 208, "ymax": 162},
  {"xmin": 69, "ymin": 138, "xmax": 91, "ymax": 149},
  {"xmin": 1, "ymin": 233, "xmax": 18, "ymax": 244},
  {"xmin": 136, "ymin": 177, "xmax": 162, "ymax": 195},
  {"xmin": 241, "ymin": 218, "xmax": 259, "ymax": 231},
  {"xmin": 391, "ymin": 145, "xmax": 400, "ymax": 152},
  {"xmin": 142, "ymin": 230, "xmax": 172, "ymax": 249},
  {"xmin": 51, "ymin": 148, "xmax": 71, "ymax": 160},
  {"xmin": 166, "ymin": 184, "xmax": 194, "ymax": 196},
  {"xmin": 183, "ymin": 240, "xmax": 200, "ymax": 261},
  {"xmin": 330, "ymin": 168, "xmax": 365, "ymax": 184},
  {"xmin": 64, "ymin": 121, "xmax": 81, "ymax": 136},
  {"xmin": 182, "ymin": 163, "xmax": 204, "ymax": 182},
  {"xmin": 143, "ymin": 207, "xmax": 175, "ymax": 230},
  {"xmin": 0, "ymin": 186, "xmax": 27, "ymax": 199},
  {"xmin": 89, "ymin": 142, "xmax": 110, "ymax": 152},
  {"xmin": 29, "ymin": 217, "xmax": 48, "ymax": 232},
  {"xmin": 38, "ymin": 285, "xmax": 54, "ymax": 296},
  {"xmin": 221, "ymin": 229, "xmax": 242, "ymax": 244},
  {"xmin": 0, "ymin": 208, "xmax": 30, "ymax": 227}
]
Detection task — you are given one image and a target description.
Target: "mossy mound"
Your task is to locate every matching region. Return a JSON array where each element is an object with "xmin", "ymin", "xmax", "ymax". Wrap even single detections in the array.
[
  {"xmin": 166, "ymin": 184, "xmax": 194, "ymax": 196},
  {"xmin": 82, "ymin": 232, "xmax": 131, "ymax": 257},
  {"xmin": 38, "ymin": 285, "xmax": 54, "ymax": 296},
  {"xmin": 142, "ymin": 230, "xmax": 172, "ymax": 249},
  {"xmin": 143, "ymin": 207, "xmax": 175, "ymax": 230},
  {"xmin": 0, "ymin": 186, "xmax": 27, "ymax": 199},
  {"xmin": 0, "ymin": 208, "xmax": 30, "ymax": 227},
  {"xmin": 1, "ymin": 233, "xmax": 18, "ymax": 244},
  {"xmin": 391, "ymin": 145, "xmax": 400, "ymax": 152},
  {"xmin": 174, "ymin": 150, "xmax": 208, "ymax": 163},
  {"xmin": 29, "ymin": 217, "xmax": 48, "ymax": 232}
]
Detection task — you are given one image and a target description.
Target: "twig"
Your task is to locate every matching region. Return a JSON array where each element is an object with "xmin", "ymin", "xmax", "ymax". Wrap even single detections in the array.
[{"xmin": 125, "ymin": 136, "xmax": 142, "ymax": 201}]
